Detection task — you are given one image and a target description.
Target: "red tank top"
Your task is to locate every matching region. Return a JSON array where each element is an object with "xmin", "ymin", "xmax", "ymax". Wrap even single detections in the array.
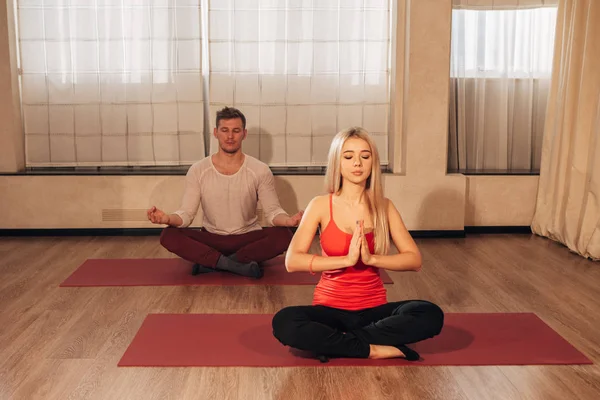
[{"xmin": 312, "ymin": 194, "xmax": 387, "ymax": 310}]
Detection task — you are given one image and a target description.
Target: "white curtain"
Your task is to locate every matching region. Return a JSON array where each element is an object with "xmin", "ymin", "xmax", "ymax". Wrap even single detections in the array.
[
  {"xmin": 448, "ymin": 5, "xmax": 558, "ymax": 172},
  {"xmin": 16, "ymin": 0, "xmax": 392, "ymax": 168},
  {"xmin": 19, "ymin": 0, "xmax": 205, "ymax": 166},
  {"xmin": 208, "ymin": 0, "xmax": 391, "ymax": 167},
  {"xmin": 452, "ymin": 0, "xmax": 558, "ymax": 10}
]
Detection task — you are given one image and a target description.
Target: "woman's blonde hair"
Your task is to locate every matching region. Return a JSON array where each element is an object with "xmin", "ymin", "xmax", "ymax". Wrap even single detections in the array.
[{"xmin": 325, "ymin": 127, "xmax": 389, "ymax": 255}]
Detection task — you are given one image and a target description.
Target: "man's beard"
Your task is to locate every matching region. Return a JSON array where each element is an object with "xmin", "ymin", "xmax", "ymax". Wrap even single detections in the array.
[{"xmin": 220, "ymin": 144, "xmax": 241, "ymax": 154}]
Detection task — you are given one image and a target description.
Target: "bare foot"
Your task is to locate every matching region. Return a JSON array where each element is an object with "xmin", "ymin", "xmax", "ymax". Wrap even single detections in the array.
[{"xmin": 368, "ymin": 344, "xmax": 405, "ymax": 359}]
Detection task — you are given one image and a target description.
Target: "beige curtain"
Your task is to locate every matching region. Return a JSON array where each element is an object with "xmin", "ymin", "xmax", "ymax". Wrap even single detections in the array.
[
  {"xmin": 448, "ymin": 78, "xmax": 550, "ymax": 171},
  {"xmin": 531, "ymin": 0, "xmax": 600, "ymax": 260}
]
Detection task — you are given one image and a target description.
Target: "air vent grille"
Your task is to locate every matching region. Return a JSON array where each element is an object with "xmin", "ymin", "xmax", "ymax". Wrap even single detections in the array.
[{"xmin": 102, "ymin": 209, "xmax": 147, "ymax": 222}]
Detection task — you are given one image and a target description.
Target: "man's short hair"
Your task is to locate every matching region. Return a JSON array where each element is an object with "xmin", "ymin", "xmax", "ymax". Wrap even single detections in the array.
[{"xmin": 216, "ymin": 107, "xmax": 246, "ymax": 129}]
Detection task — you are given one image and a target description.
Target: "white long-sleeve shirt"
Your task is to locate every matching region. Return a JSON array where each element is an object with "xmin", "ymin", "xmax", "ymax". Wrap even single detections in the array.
[{"xmin": 173, "ymin": 154, "xmax": 287, "ymax": 235}]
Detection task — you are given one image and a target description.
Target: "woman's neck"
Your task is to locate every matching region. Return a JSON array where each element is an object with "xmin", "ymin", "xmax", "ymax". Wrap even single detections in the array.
[{"xmin": 337, "ymin": 183, "xmax": 367, "ymax": 206}]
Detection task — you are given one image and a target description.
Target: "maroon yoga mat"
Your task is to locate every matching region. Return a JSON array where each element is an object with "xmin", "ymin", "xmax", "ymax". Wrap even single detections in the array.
[
  {"xmin": 118, "ymin": 313, "xmax": 592, "ymax": 367},
  {"xmin": 60, "ymin": 257, "xmax": 394, "ymax": 287}
]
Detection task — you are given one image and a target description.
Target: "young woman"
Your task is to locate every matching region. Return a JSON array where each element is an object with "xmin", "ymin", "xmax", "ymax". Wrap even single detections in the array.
[{"xmin": 272, "ymin": 127, "xmax": 444, "ymax": 362}]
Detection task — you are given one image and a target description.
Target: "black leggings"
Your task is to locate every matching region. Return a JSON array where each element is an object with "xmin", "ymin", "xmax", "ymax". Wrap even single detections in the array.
[{"xmin": 272, "ymin": 300, "xmax": 444, "ymax": 359}]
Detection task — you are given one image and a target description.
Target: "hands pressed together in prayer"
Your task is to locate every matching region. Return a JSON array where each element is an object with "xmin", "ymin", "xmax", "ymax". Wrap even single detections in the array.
[{"xmin": 346, "ymin": 220, "xmax": 374, "ymax": 266}]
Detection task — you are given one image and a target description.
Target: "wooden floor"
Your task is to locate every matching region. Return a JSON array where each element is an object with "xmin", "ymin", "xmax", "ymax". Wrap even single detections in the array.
[{"xmin": 0, "ymin": 233, "xmax": 599, "ymax": 400}]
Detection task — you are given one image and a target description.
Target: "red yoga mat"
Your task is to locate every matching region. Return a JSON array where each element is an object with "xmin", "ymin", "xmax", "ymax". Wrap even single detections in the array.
[
  {"xmin": 118, "ymin": 313, "xmax": 592, "ymax": 367},
  {"xmin": 60, "ymin": 257, "xmax": 394, "ymax": 287}
]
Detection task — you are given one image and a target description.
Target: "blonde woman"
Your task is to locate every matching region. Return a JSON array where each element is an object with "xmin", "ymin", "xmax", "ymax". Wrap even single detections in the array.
[{"xmin": 272, "ymin": 127, "xmax": 444, "ymax": 362}]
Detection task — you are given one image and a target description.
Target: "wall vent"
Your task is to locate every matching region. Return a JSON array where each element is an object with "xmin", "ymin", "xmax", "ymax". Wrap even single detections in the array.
[{"xmin": 102, "ymin": 209, "xmax": 147, "ymax": 222}]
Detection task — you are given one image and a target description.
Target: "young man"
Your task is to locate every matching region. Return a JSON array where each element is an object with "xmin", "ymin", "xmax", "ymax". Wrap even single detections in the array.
[{"xmin": 147, "ymin": 107, "xmax": 302, "ymax": 278}]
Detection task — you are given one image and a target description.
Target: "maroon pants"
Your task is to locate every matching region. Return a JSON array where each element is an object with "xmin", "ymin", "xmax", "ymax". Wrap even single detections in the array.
[{"xmin": 160, "ymin": 226, "xmax": 294, "ymax": 267}]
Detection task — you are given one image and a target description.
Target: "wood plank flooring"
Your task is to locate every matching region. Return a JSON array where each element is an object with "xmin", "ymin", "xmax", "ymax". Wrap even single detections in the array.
[{"xmin": 0, "ymin": 233, "xmax": 598, "ymax": 400}]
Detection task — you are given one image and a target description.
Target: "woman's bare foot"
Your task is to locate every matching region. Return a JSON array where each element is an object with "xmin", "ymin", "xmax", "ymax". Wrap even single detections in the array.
[{"xmin": 368, "ymin": 344, "xmax": 405, "ymax": 359}]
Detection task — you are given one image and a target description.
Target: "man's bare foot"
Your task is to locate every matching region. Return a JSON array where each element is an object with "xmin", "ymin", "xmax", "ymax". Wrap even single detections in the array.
[{"xmin": 368, "ymin": 344, "xmax": 405, "ymax": 359}]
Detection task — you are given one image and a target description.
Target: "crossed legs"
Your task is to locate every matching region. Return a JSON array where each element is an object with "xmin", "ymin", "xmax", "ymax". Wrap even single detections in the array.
[
  {"xmin": 272, "ymin": 300, "xmax": 444, "ymax": 361},
  {"xmin": 159, "ymin": 226, "xmax": 294, "ymax": 278}
]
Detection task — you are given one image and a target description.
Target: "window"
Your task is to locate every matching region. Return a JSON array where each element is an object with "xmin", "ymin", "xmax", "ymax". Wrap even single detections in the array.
[
  {"xmin": 451, "ymin": 8, "xmax": 557, "ymax": 79},
  {"xmin": 448, "ymin": 5, "xmax": 558, "ymax": 173},
  {"xmin": 18, "ymin": 0, "xmax": 205, "ymax": 167},
  {"xmin": 15, "ymin": 0, "xmax": 393, "ymax": 168}
]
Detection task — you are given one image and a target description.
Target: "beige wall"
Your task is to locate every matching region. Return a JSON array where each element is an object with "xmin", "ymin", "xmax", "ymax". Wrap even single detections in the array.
[
  {"xmin": 465, "ymin": 176, "xmax": 539, "ymax": 226},
  {"xmin": 0, "ymin": 174, "xmax": 537, "ymax": 229},
  {"xmin": 0, "ymin": 174, "xmax": 469, "ymax": 229},
  {"xmin": 0, "ymin": 0, "xmax": 539, "ymax": 230}
]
